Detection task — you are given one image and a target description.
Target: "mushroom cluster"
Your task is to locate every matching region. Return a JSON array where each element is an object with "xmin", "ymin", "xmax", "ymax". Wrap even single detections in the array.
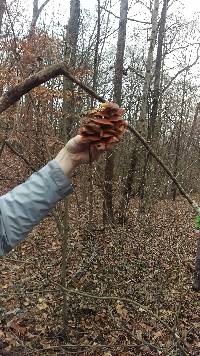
[{"xmin": 78, "ymin": 102, "xmax": 127, "ymax": 147}]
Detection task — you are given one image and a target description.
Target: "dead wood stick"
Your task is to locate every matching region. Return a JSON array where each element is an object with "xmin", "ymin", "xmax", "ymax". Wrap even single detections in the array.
[
  {"xmin": 53, "ymin": 281, "xmax": 189, "ymax": 355},
  {"xmin": 0, "ymin": 61, "xmax": 105, "ymax": 113}
]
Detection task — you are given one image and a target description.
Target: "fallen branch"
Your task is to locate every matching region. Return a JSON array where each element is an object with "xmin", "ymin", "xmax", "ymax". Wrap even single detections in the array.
[
  {"xmin": 53, "ymin": 282, "xmax": 189, "ymax": 355},
  {"xmin": 0, "ymin": 61, "xmax": 105, "ymax": 113},
  {"xmin": 0, "ymin": 288, "xmax": 58, "ymax": 297}
]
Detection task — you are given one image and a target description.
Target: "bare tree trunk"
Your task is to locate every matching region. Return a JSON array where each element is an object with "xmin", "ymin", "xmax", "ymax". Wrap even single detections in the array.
[
  {"xmin": 139, "ymin": 0, "xmax": 168, "ymax": 208},
  {"xmin": 112, "ymin": 1, "xmax": 128, "ymax": 105},
  {"xmin": 0, "ymin": 0, "xmax": 5, "ymax": 34},
  {"xmin": 119, "ymin": 0, "xmax": 159, "ymax": 221},
  {"xmin": 118, "ymin": 149, "xmax": 138, "ymax": 224},
  {"xmin": 103, "ymin": 0, "xmax": 128, "ymax": 224},
  {"xmin": 139, "ymin": 0, "xmax": 159, "ymax": 130},
  {"xmin": 0, "ymin": 0, "xmax": 5, "ymax": 97},
  {"xmin": 60, "ymin": 199, "xmax": 69, "ymax": 333},
  {"xmin": 91, "ymin": 0, "xmax": 101, "ymax": 107},
  {"xmin": 61, "ymin": 0, "xmax": 80, "ymax": 335},
  {"xmin": 187, "ymin": 103, "xmax": 200, "ymax": 148},
  {"xmin": 88, "ymin": 0, "xmax": 101, "ymax": 231},
  {"xmin": 171, "ymin": 73, "xmax": 186, "ymax": 200},
  {"xmin": 150, "ymin": 0, "xmax": 168, "ymax": 138},
  {"xmin": 29, "ymin": 0, "xmax": 51, "ymax": 37},
  {"xmin": 62, "ymin": 0, "xmax": 80, "ymax": 139},
  {"xmin": 193, "ymin": 237, "xmax": 200, "ymax": 291}
]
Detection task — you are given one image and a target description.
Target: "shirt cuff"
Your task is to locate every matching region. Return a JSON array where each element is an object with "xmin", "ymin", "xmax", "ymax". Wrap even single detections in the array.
[{"xmin": 44, "ymin": 159, "xmax": 74, "ymax": 196}]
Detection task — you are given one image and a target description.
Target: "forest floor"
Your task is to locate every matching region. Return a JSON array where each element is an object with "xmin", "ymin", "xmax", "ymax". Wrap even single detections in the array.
[{"xmin": 0, "ymin": 195, "xmax": 200, "ymax": 356}]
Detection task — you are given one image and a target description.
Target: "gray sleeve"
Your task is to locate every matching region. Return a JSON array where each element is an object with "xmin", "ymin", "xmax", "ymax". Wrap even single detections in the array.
[{"xmin": 0, "ymin": 159, "xmax": 73, "ymax": 256}]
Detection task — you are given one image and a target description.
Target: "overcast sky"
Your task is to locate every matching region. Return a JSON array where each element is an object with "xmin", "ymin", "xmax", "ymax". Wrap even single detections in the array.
[
  {"xmin": 182, "ymin": 0, "xmax": 200, "ymax": 16},
  {"xmin": 6, "ymin": 0, "xmax": 200, "ymax": 80},
  {"xmin": 12, "ymin": 0, "xmax": 200, "ymax": 27}
]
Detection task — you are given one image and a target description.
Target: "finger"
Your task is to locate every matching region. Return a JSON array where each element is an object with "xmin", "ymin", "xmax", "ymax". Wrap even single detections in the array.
[
  {"xmin": 105, "ymin": 143, "xmax": 113, "ymax": 150},
  {"xmin": 94, "ymin": 142, "xmax": 106, "ymax": 151},
  {"xmin": 74, "ymin": 134, "xmax": 88, "ymax": 144}
]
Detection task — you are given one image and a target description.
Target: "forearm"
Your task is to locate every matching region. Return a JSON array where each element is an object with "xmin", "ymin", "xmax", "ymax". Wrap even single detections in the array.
[
  {"xmin": 55, "ymin": 147, "xmax": 79, "ymax": 177},
  {"xmin": 0, "ymin": 160, "xmax": 73, "ymax": 255},
  {"xmin": 0, "ymin": 133, "xmax": 103, "ymax": 256}
]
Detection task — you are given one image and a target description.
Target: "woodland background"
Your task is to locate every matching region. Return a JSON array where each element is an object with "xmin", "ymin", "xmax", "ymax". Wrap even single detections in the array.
[{"xmin": 0, "ymin": 0, "xmax": 200, "ymax": 355}]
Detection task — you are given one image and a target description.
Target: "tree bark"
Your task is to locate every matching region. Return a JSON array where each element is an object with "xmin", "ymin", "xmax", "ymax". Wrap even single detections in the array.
[
  {"xmin": 150, "ymin": 0, "xmax": 168, "ymax": 139},
  {"xmin": 171, "ymin": 73, "xmax": 186, "ymax": 200},
  {"xmin": 91, "ymin": 0, "xmax": 101, "ymax": 107},
  {"xmin": 193, "ymin": 237, "xmax": 200, "ymax": 291},
  {"xmin": 88, "ymin": 0, "xmax": 101, "ymax": 229},
  {"xmin": 29, "ymin": 0, "xmax": 51, "ymax": 37},
  {"xmin": 120, "ymin": 0, "xmax": 159, "ymax": 219},
  {"xmin": 0, "ymin": 0, "xmax": 5, "ymax": 34},
  {"xmin": 139, "ymin": 0, "xmax": 168, "ymax": 208},
  {"xmin": 104, "ymin": 0, "xmax": 128, "ymax": 224},
  {"xmin": 61, "ymin": 0, "xmax": 80, "ymax": 335},
  {"xmin": 118, "ymin": 149, "xmax": 138, "ymax": 224},
  {"xmin": 139, "ymin": 0, "xmax": 159, "ymax": 129},
  {"xmin": 0, "ymin": 62, "xmax": 105, "ymax": 114}
]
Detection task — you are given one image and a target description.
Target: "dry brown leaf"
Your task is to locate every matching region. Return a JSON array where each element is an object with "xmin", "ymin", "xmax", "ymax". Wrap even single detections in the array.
[
  {"xmin": 8, "ymin": 320, "xmax": 27, "ymax": 337},
  {"xmin": 116, "ymin": 301, "xmax": 128, "ymax": 320}
]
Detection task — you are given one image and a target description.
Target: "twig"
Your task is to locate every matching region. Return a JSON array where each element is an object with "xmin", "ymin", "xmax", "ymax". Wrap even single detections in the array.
[
  {"xmin": 0, "ymin": 288, "xmax": 58, "ymax": 297},
  {"xmin": 4, "ymin": 257, "xmax": 37, "ymax": 264},
  {"xmin": 0, "ymin": 282, "xmax": 189, "ymax": 354},
  {"xmin": 5, "ymin": 140, "xmax": 36, "ymax": 171},
  {"xmin": 53, "ymin": 282, "xmax": 189, "ymax": 355},
  {"xmin": 100, "ymin": 5, "xmax": 151, "ymax": 24},
  {"xmin": 162, "ymin": 44, "xmax": 200, "ymax": 93},
  {"xmin": 108, "ymin": 306, "xmax": 162, "ymax": 353}
]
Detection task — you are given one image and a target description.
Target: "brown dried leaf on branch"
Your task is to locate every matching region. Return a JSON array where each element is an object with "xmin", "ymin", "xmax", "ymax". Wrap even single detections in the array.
[{"xmin": 78, "ymin": 102, "xmax": 127, "ymax": 148}]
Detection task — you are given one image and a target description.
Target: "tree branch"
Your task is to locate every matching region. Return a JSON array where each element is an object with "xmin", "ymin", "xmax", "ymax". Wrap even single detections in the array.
[
  {"xmin": 0, "ymin": 61, "xmax": 199, "ymax": 213},
  {"xmin": 100, "ymin": 5, "xmax": 151, "ymax": 24},
  {"xmin": 0, "ymin": 62, "xmax": 105, "ymax": 113},
  {"xmin": 163, "ymin": 45, "xmax": 200, "ymax": 93},
  {"xmin": 29, "ymin": 0, "xmax": 51, "ymax": 34},
  {"xmin": 5, "ymin": 141, "xmax": 36, "ymax": 171},
  {"xmin": 38, "ymin": 0, "xmax": 50, "ymax": 15}
]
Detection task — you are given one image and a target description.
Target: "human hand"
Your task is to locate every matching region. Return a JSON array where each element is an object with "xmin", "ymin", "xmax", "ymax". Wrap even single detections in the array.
[
  {"xmin": 55, "ymin": 135, "xmax": 106, "ymax": 177},
  {"xmin": 65, "ymin": 134, "xmax": 107, "ymax": 164}
]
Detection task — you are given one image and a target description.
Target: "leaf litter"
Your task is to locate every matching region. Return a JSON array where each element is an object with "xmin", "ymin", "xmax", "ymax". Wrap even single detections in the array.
[{"xmin": 0, "ymin": 194, "xmax": 200, "ymax": 355}]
